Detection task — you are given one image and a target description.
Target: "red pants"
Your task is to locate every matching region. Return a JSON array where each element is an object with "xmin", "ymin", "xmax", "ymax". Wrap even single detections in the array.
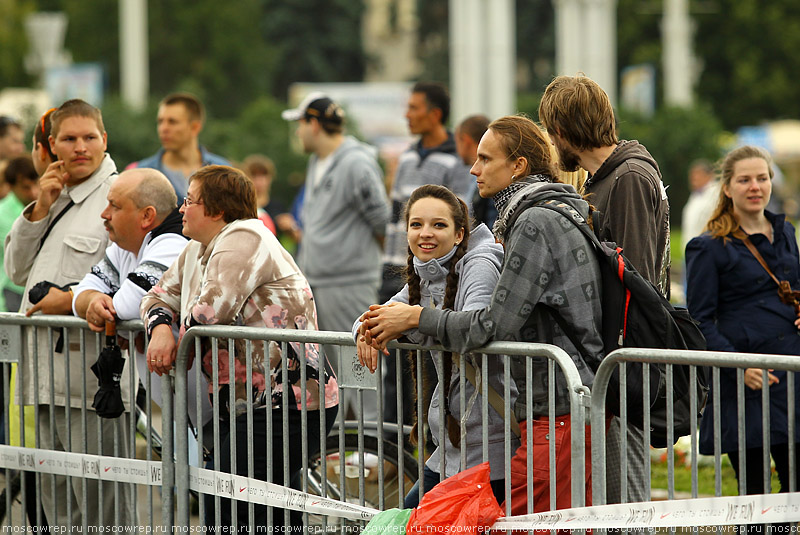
[{"xmin": 504, "ymin": 415, "xmax": 592, "ymax": 516}]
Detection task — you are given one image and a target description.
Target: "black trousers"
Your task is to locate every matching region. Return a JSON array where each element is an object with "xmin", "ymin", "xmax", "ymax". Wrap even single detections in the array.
[
  {"xmin": 205, "ymin": 405, "xmax": 338, "ymax": 532},
  {"xmin": 728, "ymin": 443, "xmax": 800, "ymax": 494},
  {"xmin": 728, "ymin": 444, "xmax": 800, "ymax": 535}
]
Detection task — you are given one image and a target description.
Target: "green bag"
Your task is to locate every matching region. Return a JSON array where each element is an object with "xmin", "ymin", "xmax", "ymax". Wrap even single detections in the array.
[{"xmin": 362, "ymin": 508, "xmax": 414, "ymax": 535}]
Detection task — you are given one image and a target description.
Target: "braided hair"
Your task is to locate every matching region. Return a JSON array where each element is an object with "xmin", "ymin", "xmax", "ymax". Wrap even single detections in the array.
[{"xmin": 403, "ymin": 185, "xmax": 471, "ymax": 447}]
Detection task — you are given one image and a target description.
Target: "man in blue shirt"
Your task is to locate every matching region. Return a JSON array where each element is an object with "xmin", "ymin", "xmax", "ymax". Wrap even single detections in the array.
[{"xmin": 128, "ymin": 93, "xmax": 229, "ymax": 200}]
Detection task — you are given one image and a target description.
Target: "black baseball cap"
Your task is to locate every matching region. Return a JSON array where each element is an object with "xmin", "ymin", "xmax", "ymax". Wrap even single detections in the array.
[{"xmin": 281, "ymin": 92, "xmax": 345, "ymax": 125}]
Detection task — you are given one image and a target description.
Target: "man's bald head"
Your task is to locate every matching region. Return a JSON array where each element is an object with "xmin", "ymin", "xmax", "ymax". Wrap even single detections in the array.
[
  {"xmin": 123, "ymin": 168, "xmax": 178, "ymax": 222},
  {"xmin": 102, "ymin": 168, "xmax": 178, "ymax": 254}
]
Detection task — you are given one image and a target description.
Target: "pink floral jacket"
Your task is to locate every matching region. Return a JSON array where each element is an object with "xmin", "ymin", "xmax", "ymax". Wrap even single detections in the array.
[{"xmin": 141, "ymin": 219, "xmax": 339, "ymax": 415}]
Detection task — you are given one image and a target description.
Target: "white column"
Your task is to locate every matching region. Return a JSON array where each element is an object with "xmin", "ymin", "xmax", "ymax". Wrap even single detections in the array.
[
  {"xmin": 449, "ymin": 0, "xmax": 483, "ymax": 124},
  {"xmin": 554, "ymin": 0, "xmax": 584, "ymax": 77},
  {"xmin": 662, "ymin": 0, "xmax": 694, "ymax": 106},
  {"xmin": 119, "ymin": 0, "xmax": 148, "ymax": 111},
  {"xmin": 485, "ymin": 0, "xmax": 515, "ymax": 119},
  {"xmin": 450, "ymin": 0, "xmax": 515, "ymax": 124},
  {"xmin": 581, "ymin": 0, "xmax": 617, "ymax": 105}
]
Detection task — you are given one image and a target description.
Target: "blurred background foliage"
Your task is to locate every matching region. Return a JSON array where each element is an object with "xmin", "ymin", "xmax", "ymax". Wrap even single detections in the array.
[{"xmin": 4, "ymin": 0, "xmax": 800, "ymax": 214}]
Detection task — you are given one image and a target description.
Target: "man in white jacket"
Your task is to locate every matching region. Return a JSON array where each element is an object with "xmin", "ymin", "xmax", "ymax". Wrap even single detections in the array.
[{"xmin": 73, "ymin": 167, "xmax": 211, "ymax": 464}]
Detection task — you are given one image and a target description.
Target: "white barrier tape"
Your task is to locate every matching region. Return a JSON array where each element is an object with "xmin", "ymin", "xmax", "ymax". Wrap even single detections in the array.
[
  {"xmin": 0, "ymin": 444, "xmax": 160, "ymax": 485},
  {"xmin": 491, "ymin": 492, "xmax": 800, "ymax": 531},
  {"xmin": 188, "ymin": 466, "xmax": 378, "ymax": 521},
  {"xmin": 0, "ymin": 444, "xmax": 378, "ymax": 522}
]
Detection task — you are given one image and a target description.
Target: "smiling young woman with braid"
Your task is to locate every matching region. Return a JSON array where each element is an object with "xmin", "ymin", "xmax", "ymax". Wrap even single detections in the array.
[{"xmin": 353, "ymin": 184, "xmax": 515, "ymax": 506}]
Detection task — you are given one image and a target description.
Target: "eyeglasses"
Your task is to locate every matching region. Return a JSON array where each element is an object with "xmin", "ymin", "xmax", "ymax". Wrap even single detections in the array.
[{"xmin": 182, "ymin": 197, "xmax": 202, "ymax": 208}]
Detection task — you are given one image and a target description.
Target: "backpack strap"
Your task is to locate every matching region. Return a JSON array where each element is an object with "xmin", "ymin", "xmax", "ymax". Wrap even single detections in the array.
[
  {"xmin": 534, "ymin": 199, "xmax": 605, "ymax": 250},
  {"xmin": 453, "ymin": 357, "xmax": 521, "ymax": 438}
]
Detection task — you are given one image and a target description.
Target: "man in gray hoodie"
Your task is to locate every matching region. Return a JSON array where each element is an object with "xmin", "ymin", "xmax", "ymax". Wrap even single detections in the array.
[{"xmin": 283, "ymin": 93, "xmax": 390, "ymax": 420}]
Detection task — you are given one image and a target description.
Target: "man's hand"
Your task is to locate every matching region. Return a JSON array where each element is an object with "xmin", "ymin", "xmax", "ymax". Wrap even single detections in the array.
[
  {"xmin": 147, "ymin": 324, "xmax": 177, "ymax": 376},
  {"xmin": 28, "ymin": 160, "xmax": 69, "ymax": 222},
  {"xmin": 743, "ymin": 368, "xmax": 779, "ymax": 391},
  {"xmin": 85, "ymin": 293, "xmax": 116, "ymax": 333},
  {"xmin": 26, "ymin": 287, "xmax": 73, "ymax": 316},
  {"xmin": 361, "ymin": 302, "xmax": 423, "ymax": 351}
]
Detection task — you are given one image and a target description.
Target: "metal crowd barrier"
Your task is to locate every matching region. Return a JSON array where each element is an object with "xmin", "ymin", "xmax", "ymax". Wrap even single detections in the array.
[
  {"xmin": 20, "ymin": 316, "xmax": 800, "ymax": 531},
  {"xmin": 171, "ymin": 325, "xmax": 590, "ymax": 530},
  {"xmin": 0, "ymin": 312, "xmax": 175, "ymax": 531},
  {"xmin": 591, "ymin": 347, "xmax": 800, "ymax": 506}
]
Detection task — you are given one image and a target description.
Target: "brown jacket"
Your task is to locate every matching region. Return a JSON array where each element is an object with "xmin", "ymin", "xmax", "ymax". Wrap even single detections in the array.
[{"xmin": 583, "ymin": 140, "xmax": 671, "ymax": 296}]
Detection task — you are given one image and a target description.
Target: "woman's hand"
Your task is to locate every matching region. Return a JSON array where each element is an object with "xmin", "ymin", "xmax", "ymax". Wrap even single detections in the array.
[
  {"xmin": 361, "ymin": 302, "xmax": 423, "ymax": 351},
  {"xmin": 743, "ymin": 367, "xmax": 779, "ymax": 390},
  {"xmin": 147, "ymin": 324, "xmax": 177, "ymax": 376},
  {"xmin": 356, "ymin": 335, "xmax": 383, "ymax": 374}
]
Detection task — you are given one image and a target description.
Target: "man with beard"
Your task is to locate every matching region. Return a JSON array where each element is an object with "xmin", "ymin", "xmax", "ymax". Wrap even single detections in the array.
[{"xmin": 539, "ymin": 74, "xmax": 670, "ymax": 507}]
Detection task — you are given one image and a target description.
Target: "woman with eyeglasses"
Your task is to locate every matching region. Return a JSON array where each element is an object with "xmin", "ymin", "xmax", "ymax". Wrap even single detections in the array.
[{"xmin": 141, "ymin": 164, "xmax": 338, "ymax": 531}]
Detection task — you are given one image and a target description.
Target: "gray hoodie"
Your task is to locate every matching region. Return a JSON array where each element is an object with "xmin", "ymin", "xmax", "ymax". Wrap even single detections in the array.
[
  {"xmin": 298, "ymin": 136, "xmax": 390, "ymax": 287},
  {"xmin": 353, "ymin": 224, "xmax": 518, "ymax": 479},
  {"xmin": 418, "ymin": 181, "xmax": 604, "ymax": 419}
]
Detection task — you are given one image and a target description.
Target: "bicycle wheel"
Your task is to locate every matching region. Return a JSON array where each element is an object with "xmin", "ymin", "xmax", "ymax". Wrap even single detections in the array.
[{"xmin": 304, "ymin": 433, "xmax": 419, "ymax": 532}]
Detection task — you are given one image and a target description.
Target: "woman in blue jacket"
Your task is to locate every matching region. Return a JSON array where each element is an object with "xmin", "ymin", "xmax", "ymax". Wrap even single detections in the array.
[{"xmin": 686, "ymin": 145, "xmax": 800, "ymax": 495}]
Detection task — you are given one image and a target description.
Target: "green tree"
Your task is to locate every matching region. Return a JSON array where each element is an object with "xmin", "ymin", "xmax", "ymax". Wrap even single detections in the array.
[
  {"xmin": 147, "ymin": 0, "xmax": 272, "ymax": 116},
  {"xmin": 514, "ymin": 0, "xmax": 556, "ymax": 93},
  {"xmin": 617, "ymin": 104, "xmax": 726, "ymax": 227},
  {"xmin": 617, "ymin": 0, "xmax": 800, "ymax": 131},
  {"xmin": 0, "ymin": 0, "xmax": 36, "ymax": 88},
  {"xmin": 262, "ymin": 0, "xmax": 366, "ymax": 99},
  {"xmin": 415, "ymin": 0, "xmax": 449, "ymax": 84},
  {"xmin": 694, "ymin": 0, "xmax": 800, "ymax": 129}
]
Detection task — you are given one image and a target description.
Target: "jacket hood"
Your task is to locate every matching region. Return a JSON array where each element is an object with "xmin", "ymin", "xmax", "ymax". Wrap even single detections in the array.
[
  {"xmin": 586, "ymin": 140, "xmax": 661, "ymax": 187},
  {"xmin": 150, "ymin": 207, "xmax": 187, "ymax": 240},
  {"xmin": 457, "ymin": 223, "xmax": 503, "ymax": 275},
  {"xmin": 330, "ymin": 136, "xmax": 379, "ymax": 165}
]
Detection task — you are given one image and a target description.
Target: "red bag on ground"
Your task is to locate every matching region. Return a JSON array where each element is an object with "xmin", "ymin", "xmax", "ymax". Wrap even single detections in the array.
[{"xmin": 406, "ymin": 462, "xmax": 503, "ymax": 535}]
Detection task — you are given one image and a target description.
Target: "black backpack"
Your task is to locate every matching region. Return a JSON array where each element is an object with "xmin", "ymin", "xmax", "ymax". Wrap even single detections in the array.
[{"xmin": 533, "ymin": 200, "xmax": 709, "ymax": 448}]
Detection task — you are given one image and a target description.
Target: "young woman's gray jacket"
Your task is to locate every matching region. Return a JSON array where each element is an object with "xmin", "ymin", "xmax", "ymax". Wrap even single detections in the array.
[{"xmin": 353, "ymin": 223, "xmax": 519, "ymax": 479}]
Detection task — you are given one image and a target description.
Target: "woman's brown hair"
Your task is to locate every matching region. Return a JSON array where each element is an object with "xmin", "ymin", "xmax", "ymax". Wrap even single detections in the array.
[
  {"xmin": 403, "ymin": 185, "xmax": 470, "ymax": 447},
  {"xmin": 705, "ymin": 145, "xmax": 774, "ymax": 241},
  {"xmin": 189, "ymin": 165, "xmax": 258, "ymax": 223}
]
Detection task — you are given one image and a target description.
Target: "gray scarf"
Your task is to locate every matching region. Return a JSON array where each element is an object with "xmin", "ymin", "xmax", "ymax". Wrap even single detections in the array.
[{"xmin": 492, "ymin": 174, "xmax": 552, "ymax": 240}]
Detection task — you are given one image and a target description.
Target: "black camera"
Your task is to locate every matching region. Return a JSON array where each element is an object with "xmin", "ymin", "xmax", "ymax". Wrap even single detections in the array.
[{"xmin": 28, "ymin": 280, "xmax": 73, "ymax": 305}]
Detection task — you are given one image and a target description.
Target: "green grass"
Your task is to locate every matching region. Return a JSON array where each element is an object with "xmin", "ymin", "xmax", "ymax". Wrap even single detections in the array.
[{"xmin": 650, "ymin": 450, "xmax": 781, "ymax": 497}]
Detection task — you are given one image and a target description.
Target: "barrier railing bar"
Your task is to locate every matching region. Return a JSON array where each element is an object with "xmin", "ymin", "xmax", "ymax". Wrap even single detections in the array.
[{"xmin": 591, "ymin": 347, "xmax": 800, "ymax": 505}]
